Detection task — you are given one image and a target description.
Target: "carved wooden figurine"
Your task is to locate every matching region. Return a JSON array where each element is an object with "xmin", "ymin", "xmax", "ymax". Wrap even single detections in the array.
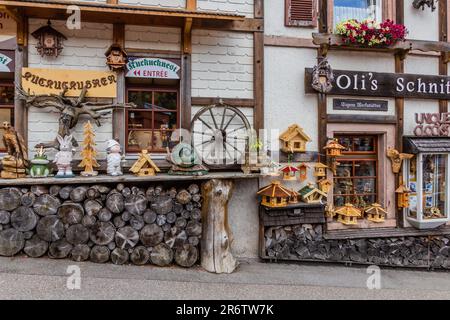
[
  {"xmin": 387, "ymin": 147, "xmax": 414, "ymax": 174},
  {"xmin": 106, "ymin": 139, "xmax": 124, "ymax": 176},
  {"xmin": 78, "ymin": 121, "xmax": 99, "ymax": 177},
  {"xmin": 29, "ymin": 146, "xmax": 51, "ymax": 178},
  {"xmin": 129, "ymin": 150, "xmax": 160, "ymax": 176},
  {"xmin": 54, "ymin": 135, "xmax": 75, "ymax": 178},
  {"xmin": 1, "ymin": 121, "xmax": 28, "ymax": 179}
]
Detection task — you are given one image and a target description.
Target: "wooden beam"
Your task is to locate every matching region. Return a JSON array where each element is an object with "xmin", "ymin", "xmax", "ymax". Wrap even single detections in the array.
[
  {"xmin": 439, "ymin": 0, "xmax": 448, "ymax": 113},
  {"xmin": 2, "ymin": 5, "xmax": 21, "ymax": 22},
  {"xmin": 395, "ymin": 52, "xmax": 404, "ymax": 228},
  {"xmin": 15, "ymin": 15, "xmax": 28, "ymax": 142},
  {"xmin": 186, "ymin": 0, "xmax": 196, "ymax": 11},
  {"xmin": 327, "ymin": 114, "xmax": 397, "ymax": 124},
  {"xmin": 112, "ymin": 23, "xmax": 125, "ymax": 146},
  {"xmin": 253, "ymin": 31, "xmax": 264, "ymax": 132},
  {"xmin": 181, "ymin": 54, "xmax": 192, "ymax": 130},
  {"xmin": 395, "ymin": 0, "xmax": 404, "ymax": 25},
  {"xmin": 191, "ymin": 97, "xmax": 255, "ymax": 107},
  {"xmin": 106, "ymin": 0, "xmax": 118, "ymax": 4},
  {"xmin": 264, "ymin": 35, "xmax": 317, "ymax": 49},
  {"xmin": 183, "ymin": 17, "xmax": 193, "ymax": 54},
  {"xmin": 254, "ymin": 0, "xmax": 263, "ymax": 18},
  {"xmin": 318, "ymin": 0, "xmax": 328, "ymax": 34}
]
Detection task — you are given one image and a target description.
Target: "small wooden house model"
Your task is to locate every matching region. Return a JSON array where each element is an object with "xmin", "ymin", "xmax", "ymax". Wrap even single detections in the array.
[
  {"xmin": 298, "ymin": 182, "xmax": 327, "ymax": 204},
  {"xmin": 289, "ymin": 189, "xmax": 300, "ymax": 204},
  {"xmin": 318, "ymin": 178, "xmax": 332, "ymax": 193},
  {"xmin": 280, "ymin": 165, "xmax": 299, "ymax": 181},
  {"xmin": 129, "ymin": 150, "xmax": 161, "ymax": 176},
  {"xmin": 257, "ymin": 181, "xmax": 292, "ymax": 208},
  {"xmin": 364, "ymin": 203, "xmax": 387, "ymax": 223},
  {"xmin": 279, "ymin": 124, "xmax": 311, "ymax": 153},
  {"xmin": 335, "ymin": 203, "xmax": 362, "ymax": 225},
  {"xmin": 297, "ymin": 163, "xmax": 309, "ymax": 181},
  {"xmin": 313, "ymin": 162, "xmax": 328, "ymax": 177},
  {"xmin": 396, "ymin": 184, "xmax": 411, "ymax": 208},
  {"xmin": 324, "ymin": 138, "xmax": 346, "ymax": 157}
]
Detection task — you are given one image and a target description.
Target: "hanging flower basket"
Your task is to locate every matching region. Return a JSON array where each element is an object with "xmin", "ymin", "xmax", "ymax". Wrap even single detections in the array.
[{"xmin": 335, "ymin": 19, "xmax": 408, "ymax": 48}]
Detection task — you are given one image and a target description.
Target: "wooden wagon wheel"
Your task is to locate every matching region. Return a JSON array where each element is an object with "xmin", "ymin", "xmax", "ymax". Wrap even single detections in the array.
[{"xmin": 190, "ymin": 104, "xmax": 251, "ymax": 169}]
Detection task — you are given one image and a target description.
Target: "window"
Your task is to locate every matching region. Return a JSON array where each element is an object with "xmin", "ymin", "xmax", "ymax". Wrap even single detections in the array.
[
  {"xmin": 126, "ymin": 87, "xmax": 179, "ymax": 153},
  {"xmin": 0, "ymin": 82, "xmax": 14, "ymax": 152},
  {"xmin": 333, "ymin": 134, "xmax": 378, "ymax": 208},
  {"xmin": 405, "ymin": 154, "xmax": 450, "ymax": 229},
  {"xmin": 333, "ymin": 0, "xmax": 382, "ymax": 27},
  {"xmin": 285, "ymin": 0, "xmax": 318, "ymax": 27}
]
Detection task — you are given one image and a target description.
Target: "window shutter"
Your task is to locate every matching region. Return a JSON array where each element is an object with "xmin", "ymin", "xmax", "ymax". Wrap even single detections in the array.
[{"xmin": 285, "ymin": 0, "xmax": 318, "ymax": 27}]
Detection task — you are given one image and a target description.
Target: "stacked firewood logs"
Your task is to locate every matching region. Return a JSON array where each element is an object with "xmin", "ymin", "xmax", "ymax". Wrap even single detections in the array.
[{"xmin": 0, "ymin": 184, "xmax": 202, "ymax": 267}]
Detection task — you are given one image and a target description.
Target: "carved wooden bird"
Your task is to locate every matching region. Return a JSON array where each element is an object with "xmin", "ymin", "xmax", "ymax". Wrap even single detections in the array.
[
  {"xmin": 387, "ymin": 147, "xmax": 413, "ymax": 174},
  {"xmin": 2, "ymin": 121, "xmax": 29, "ymax": 165}
]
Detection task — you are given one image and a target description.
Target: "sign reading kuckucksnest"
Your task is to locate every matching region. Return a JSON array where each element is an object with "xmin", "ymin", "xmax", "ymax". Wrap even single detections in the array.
[
  {"xmin": 306, "ymin": 68, "xmax": 450, "ymax": 100},
  {"xmin": 333, "ymin": 98, "xmax": 388, "ymax": 112},
  {"xmin": 126, "ymin": 57, "xmax": 180, "ymax": 79}
]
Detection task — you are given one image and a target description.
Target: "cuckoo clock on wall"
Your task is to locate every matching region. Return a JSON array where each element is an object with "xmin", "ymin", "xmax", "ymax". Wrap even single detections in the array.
[
  {"xmin": 412, "ymin": 0, "xmax": 437, "ymax": 11},
  {"xmin": 32, "ymin": 20, "xmax": 67, "ymax": 58},
  {"xmin": 105, "ymin": 43, "xmax": 128, "ymax": 71}
]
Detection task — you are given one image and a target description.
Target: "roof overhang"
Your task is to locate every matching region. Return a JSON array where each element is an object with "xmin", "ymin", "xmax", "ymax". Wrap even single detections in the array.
[
  {"xmin": 0, "ymin": 0, "xmax": 260, "ymax": 31},
  {"xmin": 404, "ymin": 136, "xmax": 450, "ymax": 154}
]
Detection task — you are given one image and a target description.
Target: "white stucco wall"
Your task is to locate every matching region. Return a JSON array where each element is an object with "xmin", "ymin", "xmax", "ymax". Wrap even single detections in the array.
[
  {"xmin": 264, "ymin": 46, "xmax": 318, "ymax": 152},
  {"xmin": 405, "ymin": 55, "xmax": 440, "ymax": 76},
  {"xmin": 264, "ymin": 0, "xmax": 318, "ymax": 38},
  {"xmin": 404, "ymin": 2, "xmax": 439, "ymax": 41},
  {"xmin": 192, "ymin": 30, "xmax": 254, "ymax": 99},
  {"xmin": 27, "ymin": 19, "xmax": 113, "ymax": 159},
  {"xmin": 404, "ymin": 100, "xmax": 441, "ymax": 136},
  {"xmin": 328, "ymin": 51, "xmax": 395, "ymax": 73},
  {"xmin": 198, "ymin": 0, "xmax": 254, "ymax": 17},
  {"xmin": 119, "ymin": 0, "xmax": 185, "ymax": 8},
  {"xmin": 125, "ymin": 25, "xmax": 181, "ymax": 51}
]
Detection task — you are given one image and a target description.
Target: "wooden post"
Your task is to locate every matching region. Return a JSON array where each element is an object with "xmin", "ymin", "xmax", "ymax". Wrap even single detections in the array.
[
  {"xmin": 15, "ymin": 14, "xmax": 27, "ymax": 141},
  {"xmin": 112, "ymin": 23, "xmax": 126, "ymax": 145},
  {"xmin": 439, "ymin": 0, "xmax": 448, "ymax": 113},
  {"xmin": 186, "ymin": 0, "xmax": 196, "ymax": 11},
  {"xmin": 201, "ymin": 179, "xmax": 237, "ymax": 274},
  {"xmin": 253, "ymin": 0, "xmax": 264, "ymax": 133},
  {"xmin": 318, "ymin": 0, "xmax": 328, "ymax": 33}
]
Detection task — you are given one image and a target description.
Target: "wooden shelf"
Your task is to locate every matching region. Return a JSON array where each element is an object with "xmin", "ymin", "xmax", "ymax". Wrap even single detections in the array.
[
  {"xmin": 313, "ymin": 33, "xmax": 450, "ymax": 56},
  {"xmin": 0, "ymin": 172, "xmax": 261, "ymax": 186},
  {"xmin": 324, "ymin": 226, "xmax": 450, "ymax": 240}
]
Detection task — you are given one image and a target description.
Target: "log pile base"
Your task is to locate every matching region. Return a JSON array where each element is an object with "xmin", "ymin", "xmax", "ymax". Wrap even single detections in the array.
[{"xmin": 0, "ymin": 183, "xmax": 202, "ymax": 268}]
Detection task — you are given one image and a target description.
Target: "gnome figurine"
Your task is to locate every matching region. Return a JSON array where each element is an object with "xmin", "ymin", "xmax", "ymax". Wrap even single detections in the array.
[{"xmin": 106, "ymin": 139, "xmax": 124, "ymax": 176}]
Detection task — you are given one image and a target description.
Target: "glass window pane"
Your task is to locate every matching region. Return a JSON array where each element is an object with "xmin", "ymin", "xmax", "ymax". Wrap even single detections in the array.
[
  {"xmin": 353, "ymin": 136, "xmax": 375, "ymax": 152},
  {"xmin": 422, "ymin": 154, "xmax": 447, "ymax": 220},
  {"xmin": 336, "ymin": 161, "xmax": 353, "ymax": 177},
  {"xmin": 128, "ymin": 111, "xmax": 152, "ymax": 129},
  {"xmin": 154, "ymin": 111, "xmax": 177, "ymax": 130},
  {"xmin": 154, "ymin": 92, "xmax": 177, "ymax": 110},
  {"xmin": 354, "ymin": 178, "xmax": 376, "ymax": 194},
  {"xmin": 407, "ymin": 156, "xmax": 418, "ymax": 219},
  {"xmin": 354, "ymin": 161, "xmax": 376, "ymax": 177},
  {"xmin": 153, "ymin": 130, "xmax": 176, "ymax": 150},
  {"xmin": 334, "ymin": 0, "xmax": 381, "ymax": 27},
  {"xmin": 128, "ymin": 91, "xmax": 152, "ymax": 109},
  {"xmin": 0, "ymin": 86, "xmax": 14, "ymax": 105},
  {"xmin": 127, "ymin": 130, "xmax": 152, "ymax": 151}
]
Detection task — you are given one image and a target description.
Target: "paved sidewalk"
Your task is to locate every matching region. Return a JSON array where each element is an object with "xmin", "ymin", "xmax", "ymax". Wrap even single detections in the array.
[{"xmin": 0, "ymin": 256, "xmax": 450, "ymax": 299}]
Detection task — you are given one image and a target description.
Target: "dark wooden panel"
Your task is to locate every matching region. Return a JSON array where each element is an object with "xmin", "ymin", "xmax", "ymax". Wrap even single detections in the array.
[
  {"xmin": 254, "ymin": 31, "xmax": 264, "ymax": 132},
  {"xmin": 191, "ymin": 97, "xmax": 255, "ymax": 107},
  {"xmin": 327, "ymin": 114, "xmax": 397, "ymax": 124},
  {"xmin": 181, "ymin": 54, "xmax": 192, "ymax": 130},
  {"xmin": 324, "ymin": 226, "xmax": 450, "ymax": 240}
]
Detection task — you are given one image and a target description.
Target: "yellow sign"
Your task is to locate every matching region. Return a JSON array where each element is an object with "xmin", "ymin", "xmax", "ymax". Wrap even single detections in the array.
[
  {"xmin": 22, "ymin": 68, "xmax": 117, "ymax": 98},
  {"xmin": 0, "ymin": 10, "xmax": 16, "ymax": 36}
]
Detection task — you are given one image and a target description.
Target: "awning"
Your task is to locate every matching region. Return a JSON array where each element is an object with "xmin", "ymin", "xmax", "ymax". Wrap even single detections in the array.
[
  {"xmin": 0, "ymin": 0, "xmax": 254, "ymax": 31},
  {"xmin": 403, "ymin": 136, "xmax": 450, "ymax": 154}
]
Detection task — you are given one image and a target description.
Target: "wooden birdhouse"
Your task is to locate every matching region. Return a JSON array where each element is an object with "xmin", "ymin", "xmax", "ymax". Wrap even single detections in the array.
[
  {"xmin": 313, "ymin": 162, "xmax": 328, "ymax": 177},
  {"xmin": 364, "ymin": 203, "xmax": 387, "ymax": 223},
  {"xmin": 297, "ymin": 163, "xmax": 308, "ymax": 182},
  {"xmin": 257, "ymin": 181, "xmax": 292, "ymax": 208},
  {"xmin": 324, "ymin": 138, "xmax": 346, "ymax": 157},
  {"xmin": 298, "ymin": 182, "xmax": 327, "ymax": 204},
  {"xmin": 129, "ymin": 150, "xmax": 161, "ymax": 176},
  {"xmin": 31, "ymin": 20, "xmax": 67, "ymax": 58},
  {"xmin": 335, "ymin": 203, "xmax": 362, "ymax": 225},
  {"xmin": 289, "ymin": 189, "xmax": 300, "ymax": 204},
  {"xmin": 318, "ymin": 178, "xmax": 332, "ymax": 193},
  {"xmin": 396, "ymin": 184, "xmax": 411, "ymax": 208},
  {"xmin": 105, "ymin": 43, "xmax": 128, "ymax": 71},
  {"xmin": 280, "ymin": 165, "xmax": 299, "ymax": 181},
  {"xmin": 279, "ymin": 124, "xmax": 311, "ymax": 153}
]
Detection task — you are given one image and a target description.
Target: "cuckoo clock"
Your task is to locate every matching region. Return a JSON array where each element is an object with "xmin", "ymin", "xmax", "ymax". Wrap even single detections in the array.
[
  {"xmin": 31, "ymin": 20, "xmax": 67, "ymax": 58},
  {"xmin": 412, "ymin": 0, "xmax": 437, "ymax": 11},
  {"xmin": 311, "ymin": 58, "xmax": 334, "ymax": 94},
  {"xmin": 105, "ymin": 44, "xmax": 128, "ymax": 71}
]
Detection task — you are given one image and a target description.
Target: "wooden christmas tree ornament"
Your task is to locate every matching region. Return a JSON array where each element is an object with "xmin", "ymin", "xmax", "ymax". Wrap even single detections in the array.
[
  {"xmin": 335, "ymin": 203, "xmax": 362, "ymax": 225},
  {"xmin": 78, "ymin": 121, "xmax": 100, "ymax": 177},
  {"xmin": 129, "ymin": 150, "xmax": 160, "ymax": 176},
  {"xmin": 364, "ymin": 203, "xmax": 387, "ymax": 223}
]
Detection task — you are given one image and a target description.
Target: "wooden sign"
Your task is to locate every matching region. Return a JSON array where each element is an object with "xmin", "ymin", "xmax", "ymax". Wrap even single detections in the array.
[
  {"xmin": 306, "ymin": 68, "xmax": 450, "ymax": 100},
  {"xmin": 414, "ymin": 113, "xmax": 450, "ymax": 136},
  {"xmin": 333, "ymin": 98, "xmax": 388, "ymax": 112},
  {"xmin": 21, "ymin": 68, "xmax": 117, "ymax": 98},
  {"xmin": 0, "ymin": 11, "xmax": 16, "ymax": 36},
  {"xmin": 126, "ymin": 57, "xmax": 180, "ymax": 79},
  {"xmin": 0, "ymin": 50, "xmax": 14, "ymax": 72}
]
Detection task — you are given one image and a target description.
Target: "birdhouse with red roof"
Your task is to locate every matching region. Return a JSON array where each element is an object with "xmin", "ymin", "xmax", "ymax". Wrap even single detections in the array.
[{"xmin": 280, "ymin": 164, "xmax": 299, "ymax": 181}]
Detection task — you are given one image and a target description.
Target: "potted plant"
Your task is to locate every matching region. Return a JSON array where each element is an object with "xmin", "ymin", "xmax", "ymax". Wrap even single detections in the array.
[{"xmin": 335, "ymin": 19, "xmax": 408, "ymax": 48}]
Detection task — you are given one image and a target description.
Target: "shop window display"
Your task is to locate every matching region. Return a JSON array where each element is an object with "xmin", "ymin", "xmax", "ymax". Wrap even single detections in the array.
[
  {"xmin": 0, "ymin": 83, "xmax": 15, "ymax": 151},
  {"xmin": 405, "ymin": 154, "xmax": 449, "ymax": 229}
]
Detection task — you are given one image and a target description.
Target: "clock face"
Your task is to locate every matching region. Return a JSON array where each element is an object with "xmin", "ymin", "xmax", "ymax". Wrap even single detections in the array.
[{"xmin": 44, "ymin": 36, "xmax": 55, "ymax": 48}]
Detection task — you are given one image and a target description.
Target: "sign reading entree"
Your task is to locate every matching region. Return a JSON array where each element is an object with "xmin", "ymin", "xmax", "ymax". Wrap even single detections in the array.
[{"xmin": 126, "ymin": 58, "xmax": 180, "ymax": 79}]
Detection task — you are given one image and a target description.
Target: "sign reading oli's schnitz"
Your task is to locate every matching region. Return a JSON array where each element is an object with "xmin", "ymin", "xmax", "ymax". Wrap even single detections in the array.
[{"xmin": 305, "ymin": 68, "xmax": 450, "ymax": 100}]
